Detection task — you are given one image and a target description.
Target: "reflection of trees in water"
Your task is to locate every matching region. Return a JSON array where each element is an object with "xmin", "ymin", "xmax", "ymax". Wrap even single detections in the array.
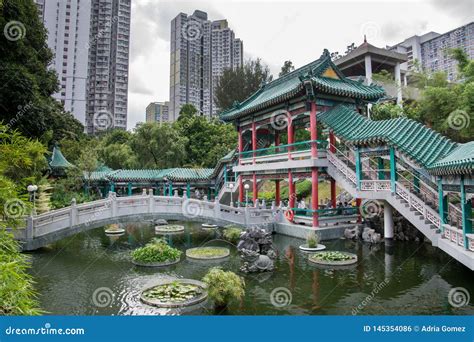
[{"xmin": 285, "ymin": 245, "xmax": 296, "ymax": 292}]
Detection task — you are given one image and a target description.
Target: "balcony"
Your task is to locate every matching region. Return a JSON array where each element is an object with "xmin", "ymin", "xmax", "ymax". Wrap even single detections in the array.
[{"xmin": 233, "ymin": 140, "xmax": 329, "ymax": 173}]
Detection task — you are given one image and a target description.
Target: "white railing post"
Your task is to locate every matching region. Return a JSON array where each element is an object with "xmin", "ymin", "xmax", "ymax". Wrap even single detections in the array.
[
  {"xmin": 214, "ymin": 198, "xmax": 221, "ymax": 220},
  {"xmin": 109, "ymin": 192, "xmax": 117, "ymax": 217},
  {"xmin": 244, "ymin": 206, "xmax": 250, "ymax": 227},
  {"xmin": 148, "ymin": 189, "xmax": 154, "ymax": 213},
  {"xmin": 26, "ymin": 215, "xmax": 34, "ymax": 240},
  {"xmin": 70, "ymin": 198, "xmax": 77, "ymax": 227}
]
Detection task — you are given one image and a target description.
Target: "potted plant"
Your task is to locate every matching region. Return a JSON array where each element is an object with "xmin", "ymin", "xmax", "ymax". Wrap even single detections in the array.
[
  {"xmin": 299, "ymin": 231, "xmax": 325, "ymax": 252},
  {"xmin": 202, "ymin": 267, "xmax": 245, "ymax": 311}
]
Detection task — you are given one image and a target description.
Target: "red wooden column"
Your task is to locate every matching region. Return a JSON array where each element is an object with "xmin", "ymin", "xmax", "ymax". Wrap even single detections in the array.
[
  {"xmin": 288, "ymin": 172, "xmax": 295, "ymax": 209},
  {"xmin": 252, "ymin": 173, "xmax": 258, "ymax": 204},
  {"xmin": 275, "ymin": 180, "xmax": 280, "ymax": 205},
  {"xmin": 251, "ymin": 121, "xmax": 257, "ymax": 164},
  {"xmin": 329, "ymin": 130, "xmax": 337, "ymax": 208},
  {"xmin": 238, "ymin": 127, "xmax": 243, "ymax": 165},
  {"xmin": 287, "ymin": 112, "xmax": 293, "ymax": 160},
  {"xmin": 310, "ymin": 101, "xmax": 319, "ymax": 228},
  {"xmin": 356, "ymin": 198, "xmax": 362, "ymax": 223},
  {"xmin": 238, "ymin": 127, "xmax": 244, "ymax": 203},
  {"xmin": 275, "ymin": 130, "xmax": 281, "ymax": 205}
]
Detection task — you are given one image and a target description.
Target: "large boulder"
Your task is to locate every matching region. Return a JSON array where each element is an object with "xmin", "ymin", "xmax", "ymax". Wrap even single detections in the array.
[{"xmin": 344, "ymin": 225, "xmax": 360, "ymax": 240}]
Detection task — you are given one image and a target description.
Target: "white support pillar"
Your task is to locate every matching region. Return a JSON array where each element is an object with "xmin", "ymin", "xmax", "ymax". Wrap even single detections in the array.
[
  {"xmin": 364, "ymin": 55, "xmax": 372, "ymax": 85},
  {"xmin": 395, "ymin": 62, "xmax": 403, "ymax": 107},
  {"xmin": 365, "ymin": 55, "xmax": 373, "ymax": 118},
  {"xmin": 384, "ymin": 201, "xmax": 394, "ymax": 239}
]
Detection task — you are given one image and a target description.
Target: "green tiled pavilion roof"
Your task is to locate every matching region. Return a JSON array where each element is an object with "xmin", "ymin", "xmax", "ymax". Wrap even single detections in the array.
[
  {"xmin": 318, "ymin": 105, "xmax": 459, "ymax": 169},
  {"xmin": 427, "ymin": 142, "xmax": 474, "ymax": 175},
  {"xmin": 85, "ymin": 168, "xmax": 214, "ymax": 183},
  {"xmin": 219, "ymin": 49, "xmax": 385, "ymax": 121},
  {"xmin": 49, "ymin": 146, "xmax": 74, "ymax": 169}
]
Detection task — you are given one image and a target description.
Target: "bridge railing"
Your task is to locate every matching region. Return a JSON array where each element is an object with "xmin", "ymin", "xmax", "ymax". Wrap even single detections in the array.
[{"xmin": 24, "ymin": 191, "xmax": 282, "ymax": 240}]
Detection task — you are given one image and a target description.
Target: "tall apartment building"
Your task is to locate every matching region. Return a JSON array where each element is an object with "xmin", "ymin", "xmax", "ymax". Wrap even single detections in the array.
[
  {"xmin": 389, "ymin": 22, "xmax": 474, "ymax": 81},
  {"xmin": 146, "ymin": 101, "xmax": 170, "ymax": 123},
  {"xmin": 169, "ymin": 10, "xmax": 243, "ymax": 121},
  {"xmin": 34, "ymin": 0, "xmax": 131, "ymax": 134},
  {"xmin": 34, "ymin": 0, "xmax": 92, "ymax": 126}
]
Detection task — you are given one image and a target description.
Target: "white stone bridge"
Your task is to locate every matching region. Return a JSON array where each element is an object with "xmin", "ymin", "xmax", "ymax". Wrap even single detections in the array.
[{"xmin": 13, "ymin": 190, "xmax": 357, "ymax": 251}]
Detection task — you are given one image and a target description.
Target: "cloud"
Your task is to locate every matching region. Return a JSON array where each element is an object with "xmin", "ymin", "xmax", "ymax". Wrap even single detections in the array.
[{"xmin": 430, "ymin": 0, "xmax": 474, "ymax": 21}]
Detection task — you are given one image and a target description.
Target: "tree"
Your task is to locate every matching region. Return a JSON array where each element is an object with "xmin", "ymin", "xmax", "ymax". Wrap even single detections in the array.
[
  {"xmin": 214, "ymin": 58, "xmax": 272, "ymax": 112},
  {"xmin": 279, "ymin": 60, "xmax": 295, "ymax": 77},
  {"xmin": 130, "ymin": 122, "xmax": 187, "ymax": 169},
  {"xmin": 174, "ymin": 106, "xmax": 237, "ymax": 168},
  {"xmin": 0, "ymin": 0, "xmax": 84, "ymax": 141},
  {"xmin": 178, "ymin": 103, "xmax": 198, "ymax": 120},
  {"xmin": 371, "ymin": 102, "xmax": 404, "ymax": 121}
]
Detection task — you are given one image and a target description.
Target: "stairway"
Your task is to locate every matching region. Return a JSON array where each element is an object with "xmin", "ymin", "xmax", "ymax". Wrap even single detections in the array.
[{"xmin": 326, "ymin": 153, "xmax": 440, "ymax": 244}]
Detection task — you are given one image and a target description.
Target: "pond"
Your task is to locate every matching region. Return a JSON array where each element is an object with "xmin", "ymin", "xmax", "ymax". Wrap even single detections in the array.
[{"xmin": 28, "ymin": 221, "xmax": 474, "ymax": 315}]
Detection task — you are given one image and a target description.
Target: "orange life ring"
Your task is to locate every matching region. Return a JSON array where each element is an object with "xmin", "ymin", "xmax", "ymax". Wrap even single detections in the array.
[{"xmin": 285, "ymin": 210, "xmax": 295, "ymax": 221}]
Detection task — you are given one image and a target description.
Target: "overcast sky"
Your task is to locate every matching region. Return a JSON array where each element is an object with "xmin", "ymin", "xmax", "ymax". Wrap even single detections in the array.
[{"xmin": 127, "ymin": 0, "xmax": 474, "ymax": 129}]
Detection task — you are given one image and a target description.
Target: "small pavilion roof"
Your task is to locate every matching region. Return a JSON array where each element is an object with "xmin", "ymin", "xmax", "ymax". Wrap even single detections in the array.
[
  {"xmin": 49, "ymin": 146, "xmax": 75, "ymax": 170},
  {"xmin": 219, "ymin": 49, "xmax": 385, "ymax": 122},
  {"xmin": 334, "ymin": 39, "xmax": 407, "ymax": 68},
  {"xmin": 318, "ymin": 105, "xmax": 459, "ymax": 169}
]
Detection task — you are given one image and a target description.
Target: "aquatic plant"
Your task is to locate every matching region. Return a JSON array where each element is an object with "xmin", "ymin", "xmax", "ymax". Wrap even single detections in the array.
[{"xmin": 131, "ymin": 238, "xmax": 182, "ymax": 263}]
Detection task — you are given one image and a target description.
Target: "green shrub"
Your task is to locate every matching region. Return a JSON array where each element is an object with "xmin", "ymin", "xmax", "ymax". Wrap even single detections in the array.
[
  {"xmin": 202, "ymin": 268, "xmax": 245, "ymax": 308},
  {"xmin": 223, "ymin": 227, "xmax": 242, "ymax": 244},
  {"xmin": 306, "ymin": 231, "xmax": 320, "ymax": 248},
  {"xmin": 0, "ymin": 230, "xmax": 41, "ymax": 315},
  {"xmin": 131, "ymin": 238, "xmax": 182, "ymax": 263}
]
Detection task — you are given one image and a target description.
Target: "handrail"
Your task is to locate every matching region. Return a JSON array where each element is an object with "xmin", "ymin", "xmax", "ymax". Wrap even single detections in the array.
[
  {"xmin": 239, "ymin": 140, "xmax": 328, "ymax": 158},
  {"xmin": 291, "ymin": 207, "xmax": 359, "ymax": 216}
]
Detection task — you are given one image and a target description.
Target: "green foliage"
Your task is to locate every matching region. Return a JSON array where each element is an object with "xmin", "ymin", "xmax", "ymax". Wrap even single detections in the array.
[
  {"xmin": 279, "ymin": 60, "xmax": 295, "ymax": 77},
  {"xmin": 214, "ymin": 58, "xmax": 272, "ymax": 112},
  {"xmin": 372, "ymin": 70, "xmax": 395, "ymax": 84},
  {"xmin": 306, "ymin": 232, "xmax": 320, "ymax": 248},
  {"xmin": 311, "ymin": 251, "xmax": 355, "ymax": 261},
  {"xmin": 202, "ymin": 267, "xmax": 245, "ymax": 307},
  {"xmin": 186, "ymin": 247, "xmax": 228, "ymax": 258},
  {"xmin": 143, "ymin": 281, "xmax": 203, "ymax": 303},
  {"xmin": 222, "ymin": 227, "xmax": 242, "ymax": 244},
  {"xmin": 174, "ymin": 106, "xmax": 237, "ymax": 168},
  {"xmin": 130, "ymin": 123, "xmax": 187, "ymax": 169},
  {"xmin": 0, "ymin": 229, "xmax": 42, "ymax": 315},
  {"xmin": 0, "ymin": 0, "xmax": 84, "ymax": 142},
  {"xmin": 131, "ymin": 238, "xmax": 182, "ymax": 263},
  {"xmin": 178, "ymin": 103, "xmax": 198, "ymax": 120},
  {"xmin": 371, "ymin": 102, "xmax": 404, "ymax": 121},
  {"xmin": 0, "ymin": 125, "xmax": 42, "ymax": 315}
]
